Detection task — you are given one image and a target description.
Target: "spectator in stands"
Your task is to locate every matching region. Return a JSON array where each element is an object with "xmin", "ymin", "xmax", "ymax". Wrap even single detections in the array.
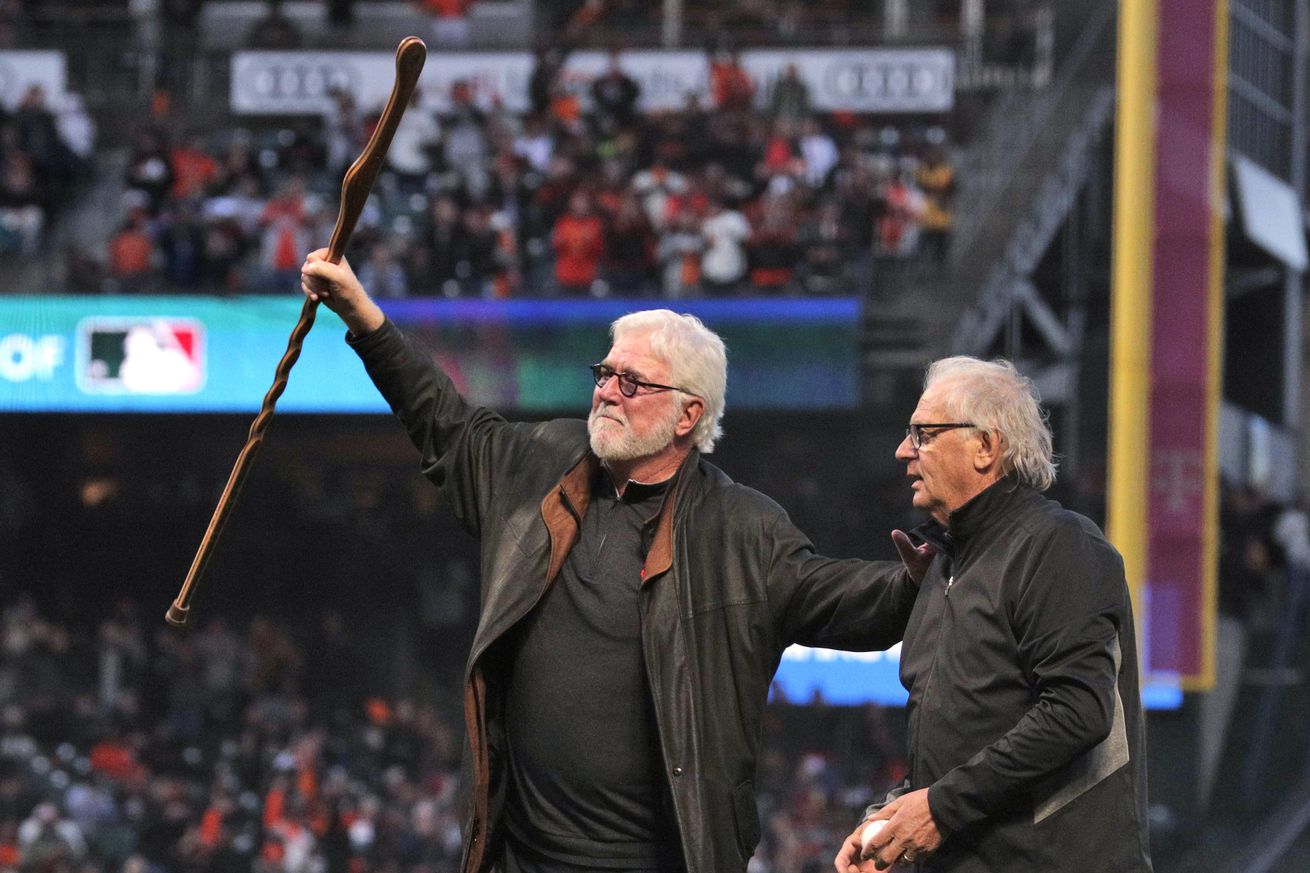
[
  {"xmin": 415, "ymin": 196, "xmax": 504, "ymax": 299},
  {"xmin": 18, "ymin": 802, "xmax": 87, "ymax": 869},
  {"xmin": 0, "ymin": 150, "xmax": 43, "ymax": 255},
  {"xmin": 54, "ymin": 92, "xmax": 96, "ymax": 186},
  {"xmin": 699, "ymin": 196, "xmax": 750, "ymax": 293},
  {"xmin": 590, "ymin": 49, "xmax": 642, "ymax": 133},
  {"xmin": 107, "ymin": 204, "xmax": 156, "ymax": 293},
  {"xmin": 799, "ymin": 117, "xmax": 839, "ymax": 190},
  {"xmin": 915, "ymin": 146, "xmax": 956, "ymax": 263},
  {"xmin": 747, "ymin": 194, "xmax": 800, "ymax": 293},
  {"xmin": 758, "ymin": 118, "xmax": 802, "ymax": 183},
  {"xmin": 199, "ymin": 198, "xmax": 253, "ymax": 292},
  {"xmin": 546, "ymin": 76, "xmax": 585, "ymax": 138},
  {"xmin": 769, "ymin": 63, "xmax": 812, "ymax": 122},
  {"xmin": 656, "ymin": 205, "xmax": 703, "ymax": 298},
  {"xmin": 358, "ymin": 238, "xmax": 411, "ymax": 300},
  {"xmin": 209, "ymin": 130, "xmax": 268, "ymax": 199},
  {"xmin": 875, "ymin": 169, "xmax": 922, "ymax": 258},
  {"xmin": 323, "ymin": 87, "xmax": 363, "ymax": 184},
  {"xmin": 441, "ymin": 80, "xmax": 491, "ymax": 202},
  {"xmin": 632, "ymin": 155, "xmax": 689, "ymax": 233},
  {"xmin": 527, "ymin": 46, "xmax": 568, "ymax": 118},
  {"xmin": 600, "ymin": 191, "xmax": 655, "ymax": 295},
  {"xmin": 709, "ymin": 48, "xmax": 756, "ymax": 113},
  {"xmin": 551, "ymin": 187, "xmax": 605, "ymax": 295},
  {"xmin": 386, "ymin": 90, "xmax": 441, "ymax": 197},
  {"xmin": 170, "ymin": 133, "xmax": 218, "ymax": 202},
  {"xmin": 797, "ymin": 199, "xmax": 857, "ymax": 294},
  {"xmin": 414, "ymin": 193, "xmax": 469, "ymax": 297},
  {"xmin": 462, "ymin": 203, "xmax": 510, "ymax": 297},
  {"xmin": 12, "ymin": 85, "xmax": 59, "ymax": 176},
  {"xmin": 512, "ymin": 113, "xmax": 555, "ymax": 176},
  {"xmin": 832, "ymin": 162, "xmax": 880, "ymax": 286},
  {"xmin": 257, "ymin": 176, "xmax": 311, "ymax": 293},
  {"xmin": 157, "ymin": 204, "xmax": 207, "ymax": 291},
  {"xmin": 124, "ymin": 128, "xmax": 175, "ymax": 214}
]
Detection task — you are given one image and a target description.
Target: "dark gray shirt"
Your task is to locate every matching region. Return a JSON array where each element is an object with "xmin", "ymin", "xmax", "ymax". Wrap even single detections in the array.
[{"xmin": 504, "ymin": 470, "xmax": 682, "ymax": 871}]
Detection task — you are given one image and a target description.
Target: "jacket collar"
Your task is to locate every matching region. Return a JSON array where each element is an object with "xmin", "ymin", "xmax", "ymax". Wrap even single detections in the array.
[
  {"xmin": 544, "ymin": 447, "xmax": 702, "ymax": 587},
  {"xmin": 907, "ymin": 476, "xmax": 1032, "ymax": 561},
  {"xmin": 948, "ymin": 476, "xmax": 1031, "ymax": 548},
  {"xmin": 640, "ymin": 448, "xmax": 700, "ymax": 585}
]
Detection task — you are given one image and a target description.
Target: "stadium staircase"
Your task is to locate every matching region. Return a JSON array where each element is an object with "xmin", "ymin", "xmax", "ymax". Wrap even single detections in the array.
[{"xmin": 860, "ymin": 1, "xmax": 1116, "ymax": 407}]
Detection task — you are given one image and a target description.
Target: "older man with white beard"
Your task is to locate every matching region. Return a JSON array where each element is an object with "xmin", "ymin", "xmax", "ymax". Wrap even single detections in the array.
[{"xmin": 301, "ymin": 249, "xmax": 929, "ymax": 873}]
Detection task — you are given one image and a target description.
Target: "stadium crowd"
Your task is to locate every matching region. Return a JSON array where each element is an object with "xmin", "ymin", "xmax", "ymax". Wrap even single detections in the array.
[
  {"xmin": 0, "ymin": 594, "xmax": 903, "ymax": 873},
  {"xmin": 0, "ymin": 82, "xmax": 95, "ymax": 260},
  {"xmin": 87, "ymin": 45, "xmax": 956, "ymax": 298}
]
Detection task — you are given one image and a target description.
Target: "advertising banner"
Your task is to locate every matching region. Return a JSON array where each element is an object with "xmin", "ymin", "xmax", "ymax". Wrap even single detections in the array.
[
  {"xmin": 1108, "ymin": 0, "xmax": 1225, "ymax": 687},
  {"xmin": 230, "ymin": 47, "xmax": 953, "ymax": 115},
  {"xmin": 0, "ymin": 296, "xmax": 860, "ymax": 414}
]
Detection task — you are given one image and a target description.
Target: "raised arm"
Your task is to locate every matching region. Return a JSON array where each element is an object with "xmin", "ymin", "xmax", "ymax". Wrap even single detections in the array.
[{"xmin": 300, "ymin": 249, "xmax": 385, "ymax": 338}]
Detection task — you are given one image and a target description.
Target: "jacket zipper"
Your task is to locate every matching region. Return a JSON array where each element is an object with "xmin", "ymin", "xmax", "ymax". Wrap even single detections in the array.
[{"xmin": 912, "ymin": 568, "xmax": 954, "ymax": 789}]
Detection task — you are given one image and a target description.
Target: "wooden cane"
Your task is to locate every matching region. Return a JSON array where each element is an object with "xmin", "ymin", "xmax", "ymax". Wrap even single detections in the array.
[{"xmin": 166, "ymin": 37, "xmax": 427, "ymax": 626}]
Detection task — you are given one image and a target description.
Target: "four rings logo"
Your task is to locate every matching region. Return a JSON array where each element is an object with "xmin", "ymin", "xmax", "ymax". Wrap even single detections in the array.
[
  {"xmin": 821, "ymin": 56, "xmax": 952, "ymax": 108},
  {"xmin": 237, "ymin": 58, "xmax": 361, "ymax": 106}
]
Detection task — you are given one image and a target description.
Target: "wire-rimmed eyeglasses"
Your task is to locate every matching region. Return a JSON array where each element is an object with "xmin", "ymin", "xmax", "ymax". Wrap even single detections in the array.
[
  {"xmin": 590, "ymin": 364, "xmax": 686, "ymax": 398},
  {"xmin": 905, "ymin": 423, "xmax": 975, "ymax": 450}
]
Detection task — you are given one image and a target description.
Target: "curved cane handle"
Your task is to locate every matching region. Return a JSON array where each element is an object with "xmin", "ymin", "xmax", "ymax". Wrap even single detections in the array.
[{"xmin": 167, "ymin": 37, "xmax": 428, "ymax": 626}]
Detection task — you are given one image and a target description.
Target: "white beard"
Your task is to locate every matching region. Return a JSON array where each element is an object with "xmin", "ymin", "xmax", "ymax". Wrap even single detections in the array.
[{"xmin": 588, "ymin": 401, "xmax": 681, "ymax": 462}]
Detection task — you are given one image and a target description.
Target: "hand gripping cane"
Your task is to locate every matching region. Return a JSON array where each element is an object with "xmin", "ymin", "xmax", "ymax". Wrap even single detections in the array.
[{"xmin": 166, "ymin": 37, "xmax": 427, "ymax": 626}]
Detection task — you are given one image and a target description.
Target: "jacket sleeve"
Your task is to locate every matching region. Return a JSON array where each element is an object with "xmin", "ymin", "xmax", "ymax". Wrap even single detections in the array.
[
  {"xmin": 863, "ymin": 778, "xmax": 912, "ymax": 820},
  {"xmin": 348, "ymin": 320, "xmax": 536, "ymax": 539},
  {"xmin": 767, "ymin": 510, "xmax": 919, "ymax": 651},
  {"xmin": 926, "ymin": 521, "xmax": 1128, "ymax": 835}
]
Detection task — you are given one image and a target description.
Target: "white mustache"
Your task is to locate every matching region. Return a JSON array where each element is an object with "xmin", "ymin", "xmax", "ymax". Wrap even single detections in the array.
[{"xmin": 591, "ymin": 405, "xmax": 626, "ymax": 426}]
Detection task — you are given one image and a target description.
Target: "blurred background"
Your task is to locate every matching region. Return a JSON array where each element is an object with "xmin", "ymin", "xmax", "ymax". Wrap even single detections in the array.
[{"xmin": 0, "ymin": 0, "xmax": 1307, "ymax": 871}]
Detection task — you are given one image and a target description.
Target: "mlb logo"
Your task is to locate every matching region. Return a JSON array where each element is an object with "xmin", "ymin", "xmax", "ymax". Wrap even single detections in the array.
[{"xmin": 76, "ymin": 317, "xmax": 206, "ymax": 394}]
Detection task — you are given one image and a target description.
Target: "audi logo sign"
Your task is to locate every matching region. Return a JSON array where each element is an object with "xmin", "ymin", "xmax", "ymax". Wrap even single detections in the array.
[
  {"xmin": 747, "ymin": 49, "xmax": 954, "ymax": 113},
  {"xmin": 232, "ymin": 53, "xmax": 366, "ymax": 112},
  {"xmin": 822, "ymin": 56, "xmax": 952, "ymax": 107},
  {"xmin": 231, "ymin": 48, "xmax": 954, "ymax": 116},
  {"xmin": 242, "ymin": 61, "xmax": 358, "ymax": 102}
]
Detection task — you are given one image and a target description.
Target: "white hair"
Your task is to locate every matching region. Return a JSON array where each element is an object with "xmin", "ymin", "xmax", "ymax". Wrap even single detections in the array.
[
  {"xmin": 611, "ymin": 309, "xmax": 728, "ymax": 453},
  {"xmin": 924, "ymin": 356, "xmax": 1057, "ymax": 492}
]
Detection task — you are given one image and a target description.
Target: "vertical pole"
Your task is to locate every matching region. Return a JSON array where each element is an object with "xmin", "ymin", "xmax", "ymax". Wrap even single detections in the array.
[{"xmin": 1106, "ymin": 0, "xmax": 1157, "ymax": 648}]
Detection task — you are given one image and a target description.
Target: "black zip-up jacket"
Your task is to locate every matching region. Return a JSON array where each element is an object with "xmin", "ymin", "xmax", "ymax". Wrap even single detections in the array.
[
  {"xmin": 886, "ymin": 478, "xmax": 1152, "ymax": 872},
  {"xmin": 350, "ymin": 321, "xmax": 918, "ymax": 873}
]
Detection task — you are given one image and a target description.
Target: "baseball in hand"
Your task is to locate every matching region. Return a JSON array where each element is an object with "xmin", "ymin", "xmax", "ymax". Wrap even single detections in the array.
[{"xmin": 861, "ymin": 819, "xmax": 888, "ymax": 854}]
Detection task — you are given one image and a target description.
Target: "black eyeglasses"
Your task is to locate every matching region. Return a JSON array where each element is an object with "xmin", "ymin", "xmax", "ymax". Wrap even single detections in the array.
[
  {"xmin": 590, "ymin": 364, "xmax": 686, "ymax": 397},
  {"xmin": 905, "ymin": 423, "xmax": 975, "ymax": 450}
]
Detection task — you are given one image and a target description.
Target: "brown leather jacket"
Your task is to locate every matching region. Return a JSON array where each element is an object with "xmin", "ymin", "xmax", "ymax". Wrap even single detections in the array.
[{"xmin": 351, "ymin": 321, "xmax": 917, "ymax": 873}]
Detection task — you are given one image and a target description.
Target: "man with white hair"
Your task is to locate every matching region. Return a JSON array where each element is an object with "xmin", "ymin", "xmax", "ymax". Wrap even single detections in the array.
[
  {"xmin": 836, "ymin": 357, "xmax": 1152, "ymax": 873},
  {"xmin": 301, "ymin": 250, "xmax": 927, "ymax": 873}
]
